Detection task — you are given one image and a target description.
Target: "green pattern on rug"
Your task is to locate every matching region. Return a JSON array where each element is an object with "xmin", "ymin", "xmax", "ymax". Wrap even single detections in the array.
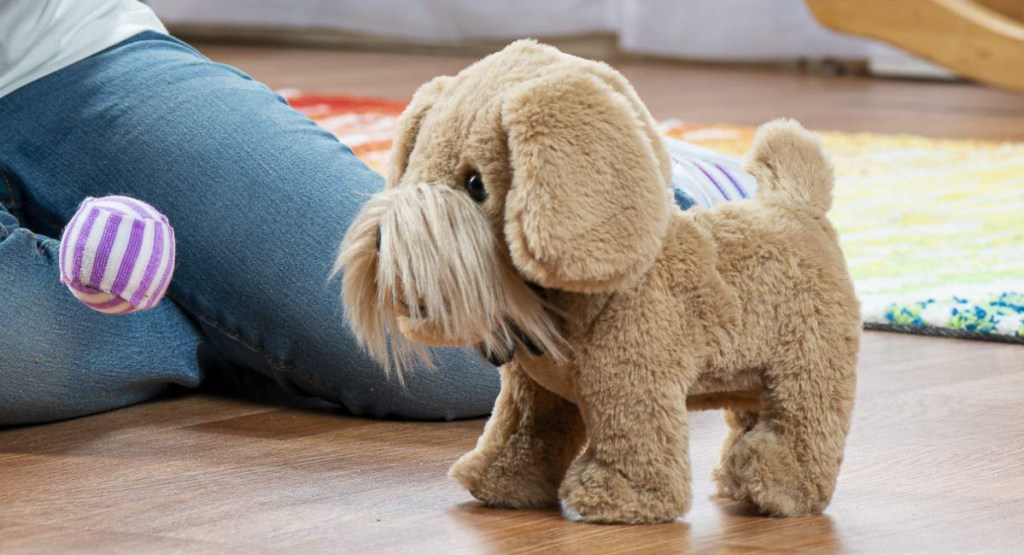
[{"xmin": 824, "ymin": 133, "xmax": 1024, "ymax": 341}]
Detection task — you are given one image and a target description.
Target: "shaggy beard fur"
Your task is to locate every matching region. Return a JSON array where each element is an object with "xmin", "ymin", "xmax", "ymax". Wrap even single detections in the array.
[{"xmin": 335, "ymin": 183, "xmax": 565, "ymax": 382}]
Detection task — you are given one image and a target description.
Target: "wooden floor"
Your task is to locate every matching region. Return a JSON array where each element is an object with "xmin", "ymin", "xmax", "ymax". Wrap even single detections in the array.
[{"xmin": 3, "ymin": 43, "xmax": 1024, "ymax": 554}]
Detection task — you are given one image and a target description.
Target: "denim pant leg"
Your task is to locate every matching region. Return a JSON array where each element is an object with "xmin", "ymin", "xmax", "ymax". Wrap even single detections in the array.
[
  {"xmin": 0, "ymin": 201, "xmax": 202, "ymax": 426},
  {"xmin": 0, "ymin": 32, "xmax": 499, "ymax": 421}
]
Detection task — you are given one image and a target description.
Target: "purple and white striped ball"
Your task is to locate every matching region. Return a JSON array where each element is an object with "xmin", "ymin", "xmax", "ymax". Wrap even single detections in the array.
[{"xmin": 58, "ymin": 196, "xmax": 176, "ymax": 314}]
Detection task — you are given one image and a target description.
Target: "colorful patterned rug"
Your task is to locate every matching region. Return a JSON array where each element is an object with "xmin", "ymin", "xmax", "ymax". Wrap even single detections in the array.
[{"xmin": 283, "ymin": 91, "xmax": 1024, "ymax": 343}]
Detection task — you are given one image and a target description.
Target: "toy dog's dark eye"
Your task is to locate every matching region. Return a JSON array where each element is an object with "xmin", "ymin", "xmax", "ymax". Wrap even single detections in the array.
[{"xmin": 465, "ymin": 172, "xmax": 488, "ymax": 203}]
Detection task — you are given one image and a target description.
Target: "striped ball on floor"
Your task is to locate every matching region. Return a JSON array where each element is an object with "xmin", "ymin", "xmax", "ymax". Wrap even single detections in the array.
[{"xmin": 58, "ymin": 196, "xmax": 176, "ymax": 314}]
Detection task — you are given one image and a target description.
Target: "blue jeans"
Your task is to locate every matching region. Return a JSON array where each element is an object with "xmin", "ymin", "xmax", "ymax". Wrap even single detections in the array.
[{"xmin": 0, "ymin": 32, "xmax": 498, "ymax": 426}]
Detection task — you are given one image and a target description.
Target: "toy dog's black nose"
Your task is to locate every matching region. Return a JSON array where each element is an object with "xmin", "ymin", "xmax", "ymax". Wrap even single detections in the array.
[{"xmin": 376, "ymin": 227, "xmax": 382, "ymax": 252}]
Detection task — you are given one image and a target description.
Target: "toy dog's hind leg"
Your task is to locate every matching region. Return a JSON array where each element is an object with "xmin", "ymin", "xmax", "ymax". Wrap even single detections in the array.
[
  {"xmin": 710, "ymin": 117, "xmax": 858, "ymax": 517},
  {"xmin": 713, "ymin": 340, "xmax": 856, "ymax": 516},
  {"xmin": 449, "ymin": 360, "xmax": 585, "ymax": 509}
]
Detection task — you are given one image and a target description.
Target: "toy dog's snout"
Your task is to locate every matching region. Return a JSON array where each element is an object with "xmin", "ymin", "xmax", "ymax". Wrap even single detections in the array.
[{"xmin": 336, "ymin": 182, "xmax": 564, "ymax": 376}]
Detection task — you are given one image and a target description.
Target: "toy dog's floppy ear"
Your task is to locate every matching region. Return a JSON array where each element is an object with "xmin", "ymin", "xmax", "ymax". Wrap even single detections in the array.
[
  {"xmin": 387, "ymin": 75, "xmax": 452, "ymax": 187},
  {"xmin": 502, "ymin": 71, "xmax": 671, "ymax": 293}
]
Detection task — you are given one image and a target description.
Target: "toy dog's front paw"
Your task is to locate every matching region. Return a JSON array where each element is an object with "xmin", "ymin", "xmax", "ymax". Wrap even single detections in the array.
[
  {"xmin": 714, "ymin": 426, "xmax": 830, "ymax": 517},
  {"xmin": 558, "ymin": 454, "xmax": 690, "ymax": 524},
  {"xmin": 449, "ymin": 450, "xmax": 559, "ymax": 509}
]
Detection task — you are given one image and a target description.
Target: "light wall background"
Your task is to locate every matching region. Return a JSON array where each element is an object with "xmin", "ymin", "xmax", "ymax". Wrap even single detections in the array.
[{"xmin": 147, "ymin": 0, "xmax": 948, "ymax": 76}]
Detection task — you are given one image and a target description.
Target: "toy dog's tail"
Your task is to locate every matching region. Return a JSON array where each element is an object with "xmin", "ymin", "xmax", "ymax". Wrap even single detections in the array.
[{"xmin": 744, "ymin": 118, "xmax": 834, "ymax": 214}]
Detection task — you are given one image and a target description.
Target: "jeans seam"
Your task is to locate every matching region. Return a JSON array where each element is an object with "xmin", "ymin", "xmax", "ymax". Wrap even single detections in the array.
[
  {"xmin": 0, "ymin": 166, "xmax": 62, "ymax": 237},
  {"xmin": 0, "ymin": 166, "xmax": 17, "ymax": 209},
  {"xmin": 167, "ymin": 291, "xmax": 329, "ymax": 391},
  {"xmin": 3, "ymin": 227, "xmax": 51, "ymax": 256}
]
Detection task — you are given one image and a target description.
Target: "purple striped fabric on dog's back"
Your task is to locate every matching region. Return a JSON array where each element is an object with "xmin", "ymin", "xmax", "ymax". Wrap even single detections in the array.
[{"xmin": 59, "ymin": 196, "xmax": 175, "ymax": 314}]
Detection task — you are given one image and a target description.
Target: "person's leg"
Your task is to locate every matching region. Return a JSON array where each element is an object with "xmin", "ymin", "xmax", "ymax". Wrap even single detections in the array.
[
  {"xmin": 0, "ymin": 200, "xmax": 202, "ymax": 426},
  {"xmin": 0, "ymin": 32, "xmax": 498, "ymax": 420}
]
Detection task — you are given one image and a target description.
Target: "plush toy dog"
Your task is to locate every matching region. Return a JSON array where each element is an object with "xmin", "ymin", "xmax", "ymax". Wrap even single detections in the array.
[{"xmin": 337, "ymin": 40, "xmax": 860, "ymax": 524}]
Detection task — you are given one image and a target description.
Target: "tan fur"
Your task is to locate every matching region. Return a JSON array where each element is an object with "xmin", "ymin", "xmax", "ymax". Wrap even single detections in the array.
[{"xmin": 336, "ymin": 40, "xmax": 860, "ymax": 524}]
